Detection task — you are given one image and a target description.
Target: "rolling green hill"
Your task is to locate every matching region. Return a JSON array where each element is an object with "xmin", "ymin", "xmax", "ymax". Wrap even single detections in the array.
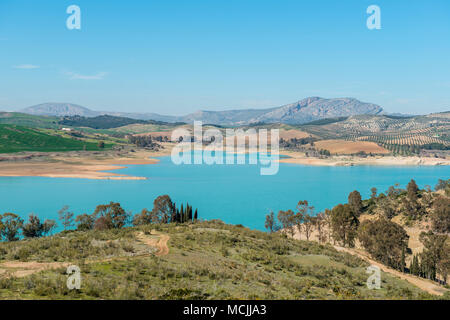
[
  {"xmin": 0, "ymin": 112, "xmax": 59, "ymax": 129},
  {"xmin": 58, "ymin": 115, "xmax": 172, "ymax": 129},
  {"xmin": 0, "ymin": 124, "xmax": 111, "ymax": 153}
]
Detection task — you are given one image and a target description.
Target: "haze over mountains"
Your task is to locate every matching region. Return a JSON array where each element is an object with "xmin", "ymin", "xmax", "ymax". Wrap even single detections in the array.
[{"xmin": 19, "ymin": 97, "xmax": 384, "ymax": 125}]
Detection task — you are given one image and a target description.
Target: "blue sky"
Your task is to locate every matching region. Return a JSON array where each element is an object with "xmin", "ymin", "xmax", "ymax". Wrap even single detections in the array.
[{"xmin": 0, "ymin": 0, "xmax": 449, "ymax": 115}]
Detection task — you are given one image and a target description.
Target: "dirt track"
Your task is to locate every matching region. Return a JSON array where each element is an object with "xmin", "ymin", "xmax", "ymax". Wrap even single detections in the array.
[
  {"xmin": 335, "ymin": 246, "xmax": 448, "ymax": 296},
  {"xmin": 0, "ymin": 232, "xmax": 171, "ymax": 278},
  {"xmin": 136, "ymin": 231, "xmax": 170, "ymax": 256}
]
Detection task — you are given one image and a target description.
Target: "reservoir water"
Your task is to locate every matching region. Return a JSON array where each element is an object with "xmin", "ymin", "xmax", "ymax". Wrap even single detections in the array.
[{"xmin": 0, "ymin": 153, "xmax": 448, "ymax": 231}]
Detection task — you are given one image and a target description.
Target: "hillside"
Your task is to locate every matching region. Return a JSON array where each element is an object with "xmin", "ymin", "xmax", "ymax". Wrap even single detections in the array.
[
  {"xmin": 58, "ymin": 115, "xmax": 174, "ymax": 130},
  {"xmin": 300, "ymin": 113, "xmax": 450, "ymax": 155},
  {"xmin": 0, "ymin": 221, "xmax": 436, "ymax": 300},
  {"xmin": 0, "ymin": 112, "xmax": 59, "ymax": 129},
  {"xmin": 0, "ymin": 124, "xmax": 111, "ymax": 153},
  {"xmin": 18, "ymin": 97, "xmax": 384, "ymax": 125},
  {"xmin": 20, "ymin": 103, "xmax": 98, "ymax": 117}
]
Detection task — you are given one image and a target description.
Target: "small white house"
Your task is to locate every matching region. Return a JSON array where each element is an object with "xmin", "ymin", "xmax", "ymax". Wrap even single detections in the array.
[{"xmin": 62, "ymin": 127, "xmax": 73, "ymax": 132}]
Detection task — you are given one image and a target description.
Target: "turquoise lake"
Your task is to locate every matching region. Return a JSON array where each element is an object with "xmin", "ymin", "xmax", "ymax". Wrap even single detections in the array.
[{"xmin": 0, "ymin": 153, "xmax": 448, "ymax": 231}]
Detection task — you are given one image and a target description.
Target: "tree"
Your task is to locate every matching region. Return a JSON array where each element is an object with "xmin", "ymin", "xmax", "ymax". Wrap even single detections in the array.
[
  {"xmin": 435, "ymin": 179, "xmax": 449, "ymax": 192},
  {"xmin": 402, "ymin": 180, "xmax": 423, "ymax": 220},
  {"xmin": 194, "ymin": 209, "xmax": 198, "ymax": 222},
  {"xmin": 277, "ymin": 210, "xmax": 295, "ymax": 237},
  {"xmin": 330, "ymin": 204, "xmax": 359, "ymax": 247},
  {"xmin": 58, "ymin": 205, "xmax": 74, "ymax": 230},
  {"xmin": 370, "ymin": 187, "xmax": 378, "ymax": 200},
  {"xmin": 93, "ymin": 202, "xmax": 129, "ymax": 229},
  {"xmin": 265, "ymin": 211, "xmax": 278, "ymax": 233},
  {"xmin": 410, "ymin": 254, "xmax": 420, "ymax": 276},
  {"xmin": 94, "ymin": 216, "xmax": 111, "ymax": 231},
  {"xmin": 171, "ymin": 203, "xmax": 177, "ymax": 223},
  {"xmin": 132, "ymin": 208, "xmax": 158, "ymax": 226},
  {"xmin": 348, "ymin": 190, "xmax": 363, "ymax": 217},
  {"xmin": 407, "ymin": 179, "xmax": 419, "ymax": 203},
  {"xmin": 380, "ymin": 198, "xmax": 396, "ymax": 219},
  {"xmin": 98, "ymin": 141, "xmax": 105, "ymax": 149},
  {"xmin": 302, "ymin": 214, "xmax": 314, "ymax": 241},
  {"xmin": 180, "ymin": 204, "xmax": 184, "ymax": 223},
  {"xmin": 358, "ymin": 218, "xmax": 409, "ymax": 271},
  {"xmin": 43, "ymin": 219, "xmax": 57, "ymax": 236},
  {"xmin": 22, "ymin": 214, "xmax": 45, "ymax": 238},
  {"xmin": 419, "ymin": 231, "xmax": 449, "ymax": 282},
  {"xmin": 0, "ymin": 213, "xmax": 23, "ymax": 242},
  {"xmin": 431, "ymin": 196, "xmax": 450, "ymax": 233},
  {"xmin": 75, "ymin": 213, "xmax": 95, "ymax": 231},
  {"xmin": 314, "ymin": 213, "xmax": 327, "ymax": 243},
  {"xmin": 152, "ymin": 196, "xmax": 176, "ymax": 224},
  {"xmin": 323, "ymin": 209, "xmax": 333, "ymax": 244},
  {"xmin": 295, "ymin": 200, "xmax": 314, "ymax": 239},
  {"xmin": 188, "ymin": 205, "xmax": 193, "ymax": 222},
  {"xmin": 387, "ymin": 184, "xmax": 402, "ymax": 200}
]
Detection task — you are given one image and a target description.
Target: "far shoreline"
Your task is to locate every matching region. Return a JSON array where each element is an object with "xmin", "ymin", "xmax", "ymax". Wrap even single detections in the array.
[{"xmin": 0, "ymin": 146, "xmax": 449, "ymax": 180}]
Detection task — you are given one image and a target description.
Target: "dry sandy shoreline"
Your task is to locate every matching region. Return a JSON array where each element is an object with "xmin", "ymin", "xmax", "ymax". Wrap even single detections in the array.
[
  {"xmin": 0, "ymin": 148, "xmax": 172, "ymax": 180},
  {"xmin": 279, "ymin": 151, "xmax": 450, "ymax": 167},
  {"xmin": 0, "ymin": 147, "xmax": 448, "ymax": 180}
]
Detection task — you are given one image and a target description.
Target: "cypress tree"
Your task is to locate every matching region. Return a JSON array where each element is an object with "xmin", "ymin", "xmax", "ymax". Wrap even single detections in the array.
[
  {"xmin": 410, "ymin": 255, "xmax": 420, "ymax": 276},
  {"xmin": 180, "ymin": 204, "xmax": 184, "ymax": 223},
  {"xmin": 184, "ymin": 204, "xmax": 189, "ymax": 223},
  {"xmin": 188, "ymin": 205, "xmax": 193, "ymax": 221},
  {"xmin": 171, "ymin": 202, "xmax": 177, "ymax": 223},
  {"xmin": 194, "ymin": 209, "xmax": 198, "ymax": 221},
  {"xmin": 401, "ymin": 247, "xmax": 406, "ymax": 273},
  {"xmin": 176, "ymin": 208, "xmax": 180, "ymax": 223}
]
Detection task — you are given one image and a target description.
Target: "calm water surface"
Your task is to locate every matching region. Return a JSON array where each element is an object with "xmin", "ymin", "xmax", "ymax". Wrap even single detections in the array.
[{"xmin": 0, "ymin": 153, "xmax": 448, "ymax": 231}]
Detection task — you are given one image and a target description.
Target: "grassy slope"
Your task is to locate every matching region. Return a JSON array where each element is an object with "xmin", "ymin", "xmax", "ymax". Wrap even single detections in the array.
[
  {"xmin": 0, "ymin": 124, "xmax": 111, "ymax": 153},
  {"xmin": 0, "ymin": 221, "xmax": 440, "ymax": 300},
  {"xmin": 0, "ymin": 112, "xmax": 59, "ymax": 129}
]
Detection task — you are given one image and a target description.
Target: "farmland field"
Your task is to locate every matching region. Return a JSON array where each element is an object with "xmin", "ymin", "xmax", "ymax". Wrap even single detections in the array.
[{"xmin": 0, "ymin": 124, "xmax": 112, "ymax": 153}]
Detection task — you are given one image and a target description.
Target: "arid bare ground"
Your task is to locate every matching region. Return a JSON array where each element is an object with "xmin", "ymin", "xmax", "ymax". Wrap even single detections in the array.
[
  {"xmin": 279, "ymin": 152, "xmax": 450, "ymax": 167},
  {"xmin": 314, "ymin": 139, "xmax": 390, "ymax": 155}
]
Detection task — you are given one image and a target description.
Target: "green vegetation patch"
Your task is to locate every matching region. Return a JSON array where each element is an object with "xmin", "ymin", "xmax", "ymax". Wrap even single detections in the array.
[
  {"xmin": 0, "ymin": 124, "xmax": 112, "ymax": 153},
  {"xmin": 0, "ymin": 112, "xmax": 59, "ymax": 129}
]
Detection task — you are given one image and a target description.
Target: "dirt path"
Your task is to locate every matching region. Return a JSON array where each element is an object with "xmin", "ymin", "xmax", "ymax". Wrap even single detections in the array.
[
  {"xmin": 334, "ymin": 246, "xmax": 448, "ymax": 296},
  {"xmin": 136, "ymin": 231, "xmax": 170, "ymax": 256},
  {"xmin": 0, "ymin": 261, "xmax": 70, "ymax": 278},
  {"xmin": 0, "ymin": 232, "xmax": 171, "ymax": 278},
  {"xmin": 290, "ymin": 228, "xmax": 448, "ymax": 296}
]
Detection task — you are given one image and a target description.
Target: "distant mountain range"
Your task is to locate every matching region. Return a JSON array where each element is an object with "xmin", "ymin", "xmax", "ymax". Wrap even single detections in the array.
[{"xmin": 19, "ymin": 97, "xmax": 384, "ymax": 125}]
